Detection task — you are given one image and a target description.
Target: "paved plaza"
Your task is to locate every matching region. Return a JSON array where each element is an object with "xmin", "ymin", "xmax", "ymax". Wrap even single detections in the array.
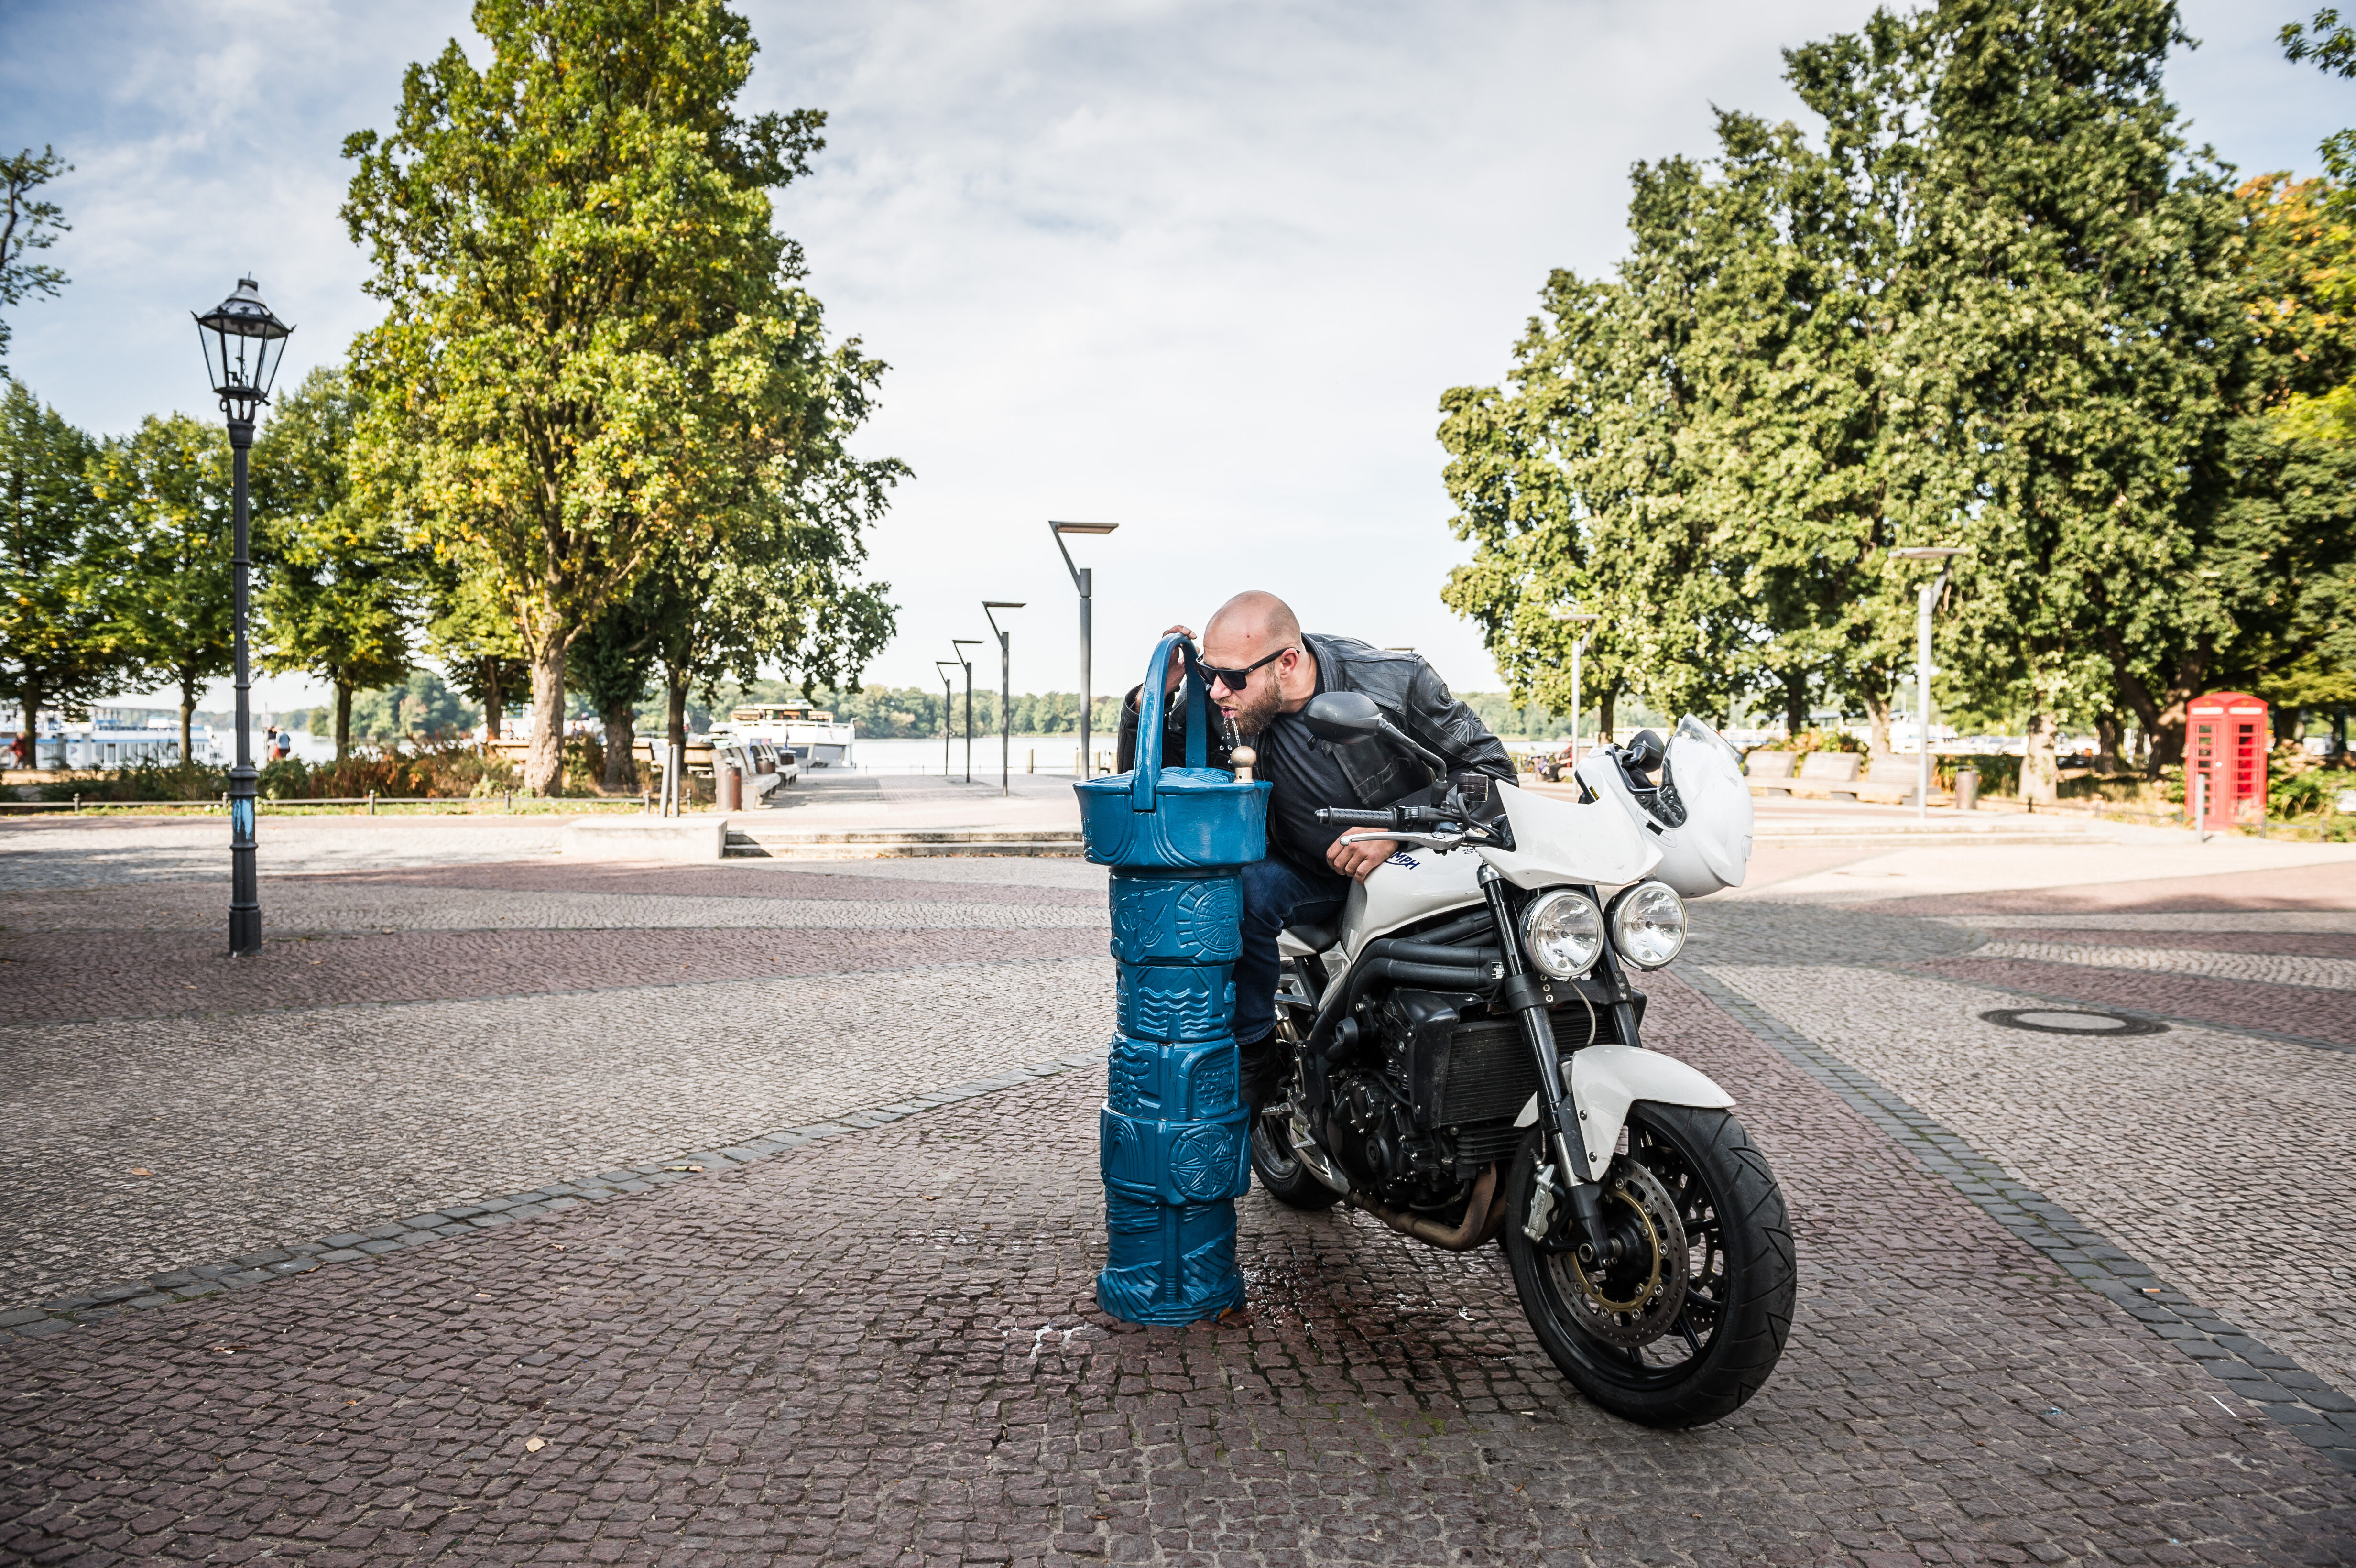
[{"xmin": 2, "ymin": 802, "xmax": 2354, "ymax": 1565}]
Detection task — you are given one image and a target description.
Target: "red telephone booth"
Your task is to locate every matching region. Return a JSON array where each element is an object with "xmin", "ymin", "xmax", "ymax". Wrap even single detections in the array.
[{"xmin": 2187, "ymin": 693, "xmax": 2269, "ymax": 830}]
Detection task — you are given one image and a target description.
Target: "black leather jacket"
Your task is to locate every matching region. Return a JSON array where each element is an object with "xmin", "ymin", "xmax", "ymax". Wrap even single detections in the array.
[{"xmin": 1115, "ymin": 633, "xmax": 1515, "ymax": 806}]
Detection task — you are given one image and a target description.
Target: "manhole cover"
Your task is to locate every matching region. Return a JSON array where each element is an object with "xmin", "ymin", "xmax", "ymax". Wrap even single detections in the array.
[{"xmin": 1979, "ymin": 1007, "xmax": 2168, "ymax": 1037}]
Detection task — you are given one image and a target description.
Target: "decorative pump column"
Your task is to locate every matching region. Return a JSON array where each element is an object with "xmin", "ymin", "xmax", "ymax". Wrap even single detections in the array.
[{"xmin": 1074, "ymin": 635, "xmax": 1271, "ymax": 1323}]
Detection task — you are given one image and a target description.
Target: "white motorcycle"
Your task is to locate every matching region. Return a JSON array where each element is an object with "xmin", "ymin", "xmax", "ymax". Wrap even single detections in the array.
[{"xmin": 1254, "ymin": 695, "xmax": 1795, "ymax": 1428}]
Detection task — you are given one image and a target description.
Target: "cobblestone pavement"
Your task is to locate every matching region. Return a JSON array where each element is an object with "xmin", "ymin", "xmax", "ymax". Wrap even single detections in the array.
[
  {"xmin": 3, "ymin": 827, "xmax": 2353, "ymax": 1562},
  {"xmin": 5, "ymin": 979, "xmax": 2351, "ymax": 1567}
]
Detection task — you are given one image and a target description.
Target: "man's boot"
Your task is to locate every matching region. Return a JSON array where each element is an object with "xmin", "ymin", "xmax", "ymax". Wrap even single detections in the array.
[{"xmin": 1237, "ymin": 1030, "xmax": 1286, "ymax": 1116}]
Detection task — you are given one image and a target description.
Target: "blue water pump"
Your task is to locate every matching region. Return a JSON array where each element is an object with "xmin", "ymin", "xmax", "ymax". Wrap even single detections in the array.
[{"xmin": 1074, "ymin": 634, "xmax": 1271, "ymax": 1323}]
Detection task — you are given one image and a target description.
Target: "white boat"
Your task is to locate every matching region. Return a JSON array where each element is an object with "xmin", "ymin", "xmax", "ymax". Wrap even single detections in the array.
[
  {"xmin": 711, "ymin": 702, "xmax": 856, "ymax": 768},
  {"xmin": 2, "ymin": 707, "xmax": 213, "ymax": 770}
]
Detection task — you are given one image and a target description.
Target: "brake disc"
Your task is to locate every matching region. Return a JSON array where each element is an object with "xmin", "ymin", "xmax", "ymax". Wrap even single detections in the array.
[{"xmin": 1556, "ymin": 1158, "xmax": 1689, "ymax": 1349}]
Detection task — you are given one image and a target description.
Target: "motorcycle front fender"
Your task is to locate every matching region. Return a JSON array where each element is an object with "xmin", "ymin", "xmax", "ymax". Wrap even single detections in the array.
[{"xmin": 1513, "ymin": 1044, "xmax": 1736, "ymax": 1183}]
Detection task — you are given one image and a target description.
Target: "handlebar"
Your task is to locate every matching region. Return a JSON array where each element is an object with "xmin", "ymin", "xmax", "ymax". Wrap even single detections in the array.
[{"xmin": 1315, "ymin": 806, "xmax": 1407, "ymax": 829}]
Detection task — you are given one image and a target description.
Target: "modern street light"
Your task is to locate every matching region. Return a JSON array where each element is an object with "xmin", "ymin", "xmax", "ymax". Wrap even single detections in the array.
[
  {"xmin": 1554, "ymin": 609, "xmax": 1599, "ymax": 770},
  {"xmin": 1050, "ymin": 521, "xmax": 1118, "ymax": 779},
  {"xmin": 951, "ymin": 639, "xmax": 983, "ymax": 784},
  {"xmin": 192, "ymin": 278, "xmax": 293, "ymax": 957},
  {"xmin": 1890, "ymin": 547, "xmax": 1968, "ymax": 821},
  {"xmin": 982, "ymin": 601, "xmax": 1025, "ymax": 796},
  {"xmin": 934, "ymin": 661, "xmax": 960, "ymax": 778}
]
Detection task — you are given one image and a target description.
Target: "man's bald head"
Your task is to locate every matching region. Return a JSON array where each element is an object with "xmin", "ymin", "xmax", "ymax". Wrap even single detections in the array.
[{"xmin": 1203, "ymin": 591, "xmax": 1301, "ymax": 662}]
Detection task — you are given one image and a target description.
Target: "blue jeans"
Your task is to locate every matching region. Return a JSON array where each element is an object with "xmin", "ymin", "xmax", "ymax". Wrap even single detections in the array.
[{"xmin": 1233, "ymin": 856, "xmax": 1351, "ymax": 1046}]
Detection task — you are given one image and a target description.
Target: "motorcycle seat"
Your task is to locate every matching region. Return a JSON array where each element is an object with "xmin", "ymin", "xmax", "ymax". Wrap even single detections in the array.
[{"xmin": 1283, "ymin": 921, "xmax": 1340, "ymax": 954}]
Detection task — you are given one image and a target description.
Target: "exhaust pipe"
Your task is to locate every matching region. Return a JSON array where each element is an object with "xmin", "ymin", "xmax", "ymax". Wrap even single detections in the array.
[{"xmin": 1344, "ymin": 1163, "xmax": 1499, "ymax": 1252}]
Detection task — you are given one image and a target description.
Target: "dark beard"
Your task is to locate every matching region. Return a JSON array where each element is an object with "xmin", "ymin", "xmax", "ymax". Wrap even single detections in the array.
[{"xmin": 1227, "ymin": 679, "xmax": 1285, "ymax": 738}]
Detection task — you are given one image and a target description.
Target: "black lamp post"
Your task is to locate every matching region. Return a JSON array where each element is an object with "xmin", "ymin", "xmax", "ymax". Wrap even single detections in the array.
[
  {"xmin": 934, "ymin": 661, "xmax": 960, "ymax": 778},
  {"xmin": 1049, "ymin": 521, "xmax": 1118, "ymax": 778},
  {"xmin": 951, "ymin": 639, "xmax": 983, "ymax": 784},
  {"xmin": 193, "ymin": 278, "xmax": 293, "ymax": 957},
  {"xmin": 982, "ymin": 601, "xmax": 1024, "ymax": 796}
]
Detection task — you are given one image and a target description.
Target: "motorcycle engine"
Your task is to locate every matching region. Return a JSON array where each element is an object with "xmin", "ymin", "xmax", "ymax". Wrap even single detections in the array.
[{"xmin": 1325, "ymin": 1068, "xmax": 1451, "ymax": 1206}]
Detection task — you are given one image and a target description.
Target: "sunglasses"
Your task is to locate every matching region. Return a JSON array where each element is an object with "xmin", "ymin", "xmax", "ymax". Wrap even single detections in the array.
[{"xmin": 1197, "ymin": 646, "xmax": 1295, "ymax": 691}]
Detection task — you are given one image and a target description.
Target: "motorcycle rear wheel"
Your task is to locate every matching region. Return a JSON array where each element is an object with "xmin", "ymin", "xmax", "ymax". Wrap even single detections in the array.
[
  {"xmin": 1503, "ymin": 1102, "xmax": 1795, "ymax": 1428},
  {"xmin": 1249, "ymin": 1103, "xmax": 1344, "ymax": 1209}
]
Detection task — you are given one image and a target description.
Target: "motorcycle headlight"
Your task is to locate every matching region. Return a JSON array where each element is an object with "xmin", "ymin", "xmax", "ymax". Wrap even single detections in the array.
[
  {"xmin": 1608, "ymin": 880, "xmax": 1688, "ymax": 969},
  {"xmin": 1519, "ymin": 889, "xmax": 1603, "ymax": 979}
]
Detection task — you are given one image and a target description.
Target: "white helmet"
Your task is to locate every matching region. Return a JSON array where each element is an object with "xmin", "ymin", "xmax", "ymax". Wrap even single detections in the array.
[{"xmin": 1572, "ymin": 716, "xmax": 1753, "ymax": 898}]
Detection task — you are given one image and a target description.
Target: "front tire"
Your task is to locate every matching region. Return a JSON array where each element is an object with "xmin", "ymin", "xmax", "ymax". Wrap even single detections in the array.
[{"xmin": 1503, "ymin": 1102, "xmax": 1795, "ymax": 1427}]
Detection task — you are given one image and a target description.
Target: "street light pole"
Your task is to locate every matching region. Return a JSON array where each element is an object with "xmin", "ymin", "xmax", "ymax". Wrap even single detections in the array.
[
  {"xmin": 934, "ymin": 661, "xmax": 959, "ymax": 778},
  {"xmin": 1051, "ymin": 521, "xmax": 1119, "ymax": 778},
  {"xmin": 983, "ymin": 602, "xmax": 1025, "ymax": 796},
  {"xmin": 1556, "ymin": 609, "xmax": 1598, "ymax": 771},
  {"xmin": 952, "ymin": 640, "xmax": 982, "ymax": 785},
  {"xmin": 1891, "ymin": 547, "xmax": 1965, "ymax": 821},
  {"xmin": 192, "ymin": 279, "xmax": 292, "ymax": 957}
]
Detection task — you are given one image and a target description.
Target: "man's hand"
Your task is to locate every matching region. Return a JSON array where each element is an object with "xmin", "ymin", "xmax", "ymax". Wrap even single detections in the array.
[
  {"xmin": 1160, "ymin": 624, "xmax": 1196, "ymax": 691},
  {"xmin": 1327, "ymin": 832, "xmax": 1396, "ymax": 883}
]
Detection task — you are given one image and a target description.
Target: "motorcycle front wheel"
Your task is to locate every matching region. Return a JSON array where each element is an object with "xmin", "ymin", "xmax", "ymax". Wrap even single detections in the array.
[{"xmin": 1502, "ymin": 1101, "xmax": 1795, "ymax": 1428}]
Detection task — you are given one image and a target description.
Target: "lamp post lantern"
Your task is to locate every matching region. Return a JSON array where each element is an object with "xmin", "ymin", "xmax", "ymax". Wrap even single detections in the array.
[
  {"xmin": 1050, "ymin": 521, "xmax": 1118, "ymax": 779},
  {"xmin": 934, "ymin": 661, "xmax": 960, "ymax": 778},
  {"xmin": 1890, "ymin": 547, "xmax": 1967, "ymax": 821},
  {"xmin": 982, "ymin": 602, "xmax": 1024, "ymax": 796},
  {"xmin": 192, "ymin": 278, "xmax": 293, "ymax": 957},
  {"xmin": 951, "ymin": 639, "xmax": 982, "ymax": 784}
]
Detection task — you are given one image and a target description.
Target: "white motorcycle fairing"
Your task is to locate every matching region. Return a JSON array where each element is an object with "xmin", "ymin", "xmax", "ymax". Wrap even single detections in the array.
[
  {"xmin": 1513, "ymin": 1045, "xmax": 1737, "ymax": 1181},
  {"xmin": 1332, "ymin": 847, "xmax": 1483, "ymax": 963},
  {"xmin": 1484, "ymin": 779, "xmax": 1662, "ymax": 893}
]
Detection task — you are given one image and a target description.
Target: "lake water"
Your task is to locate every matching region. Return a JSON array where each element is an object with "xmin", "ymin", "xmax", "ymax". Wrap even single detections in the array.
[{"xmin": 837, "ymin": 734, "xmax": 1116, "ymax": 777}]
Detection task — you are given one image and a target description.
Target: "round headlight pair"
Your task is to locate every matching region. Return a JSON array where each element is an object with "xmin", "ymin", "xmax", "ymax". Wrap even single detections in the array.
[
  {"xmin": 1520, "ymin": 889, "xmax": 1603, "ymax": 979},
  {"xmin": 1609, "ymin": 880, "xmax": 1689, "ymax": 969}
]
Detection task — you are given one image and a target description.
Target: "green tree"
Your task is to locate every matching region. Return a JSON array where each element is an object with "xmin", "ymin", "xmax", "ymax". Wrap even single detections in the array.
[
  {"xmin": 253, "ymin": 365, "xmax": 419, "ymax": 760},
  {"xmin": 422, "ymin": 558, "xmax": 527, "ymax": 739},
  {"xmin": 94, "ymin": 415, "xmax": 236, "ymax": 764},
  {"xmin": 636, "ymin": 290, "xmax": 901, "ymax": 757},
  {"xmin": 0, "ymin": 146, "xmax": 70, "ymax": 367},
  {"xmin": 342, "ymin": 0, "xmax": 839, "ymax": 794},
  {"xmin": 0, "ymin": 381, "xmax": 126, "ymax": 765},
  {"xmin": 1892, "ymin": 0, "xmax": 2250, "ymax": 795}
]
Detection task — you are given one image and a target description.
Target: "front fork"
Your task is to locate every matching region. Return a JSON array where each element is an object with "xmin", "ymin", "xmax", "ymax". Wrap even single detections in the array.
[{"xmin": 1479, "ymin": 865, "xmax": 1619, "ymax": 1264}]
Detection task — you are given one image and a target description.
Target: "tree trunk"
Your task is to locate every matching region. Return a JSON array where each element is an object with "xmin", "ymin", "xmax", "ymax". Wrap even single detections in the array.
[
  {"xmin": 1780, "ymin": 670, "xmax": 1807, "ymax": 738},
  {"xmin": 525, "ymin": 640, "xmax": 567, "ymax": 796},
  {"xmin": 667, "ymin": 670, "xmax": 690, "ymax": 756},
  {"xmin": 1598, "ymin": 688, "xmax": 1617, "ymax": 746},
  {"xmin": 1865, "ymin": 690, "xmax": 1892, "ymax": 758},
  {"xmin": 602, "ymin": 698, "xmax": 637, "ymax": 792},
  {"xmin": 16, "ymin": 686, "xmax": 41, "ymax": 771},
  {"xmin": 334, "ymin": 682, "xmax": 353, "ymax": 761},
  {"xmin": 178, "ymin": 682, "xmax": 196, "ymax": 772},
  {"xmin": 483, "ymin": 660, "xmax": 502, "ymax": 741},
  {"xmin": 2021, "ymin": 710, "xmax": 2059, "ymax": 803},
  {"xmin": 2094, "ymin": 714, "xmax": 2126, "ymax": 776}
]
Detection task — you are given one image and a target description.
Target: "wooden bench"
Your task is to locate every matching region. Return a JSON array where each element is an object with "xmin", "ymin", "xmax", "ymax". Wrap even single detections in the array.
[{"xmin": 1746, "ymin": 751, "xmax": 1924, "ymax": 805}]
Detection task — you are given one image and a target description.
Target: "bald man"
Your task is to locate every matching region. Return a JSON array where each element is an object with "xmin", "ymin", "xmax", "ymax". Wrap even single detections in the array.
[{"xmin": 1117, "ymin": 591, "xmax": 1514, "ymax": 1116}]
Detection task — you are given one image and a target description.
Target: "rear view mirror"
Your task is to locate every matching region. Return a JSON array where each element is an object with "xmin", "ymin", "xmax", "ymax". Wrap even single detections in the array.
[{"xmin": 1303, "ymin": 691, "xmax": 1383, "ymax": 743}]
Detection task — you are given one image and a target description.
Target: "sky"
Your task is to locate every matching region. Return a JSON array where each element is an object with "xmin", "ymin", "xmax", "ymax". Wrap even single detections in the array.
[{"xmin": 2, "ymin": 0, "xmax": 2347, "ymax": 716}]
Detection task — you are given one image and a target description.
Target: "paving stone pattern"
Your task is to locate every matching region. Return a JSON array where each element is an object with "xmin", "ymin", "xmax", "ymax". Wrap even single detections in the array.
[
  {"xmin": 4, "ymin": 980, "xmax": 2351, "ymax": 1566},
  {"xmin": 1968, "ymin": 941, "xmax": 2356, "ymax": 991}
]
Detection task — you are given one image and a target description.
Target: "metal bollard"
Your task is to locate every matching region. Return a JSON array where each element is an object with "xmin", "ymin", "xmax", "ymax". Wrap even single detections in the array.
[
  {"xmin": 367, "ymin": 789, "xmax": 376, "ymax": 817},
  {"xmin": 1076, "ymin": 634, "xmax": 1271, "ymax": 1325},
  {"xmin": 1955, "ymin": 767, "xmax": 1979, "ymax": 812}
]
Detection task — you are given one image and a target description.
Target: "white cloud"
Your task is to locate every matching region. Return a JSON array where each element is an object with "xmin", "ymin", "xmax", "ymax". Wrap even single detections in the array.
[{"xmin": 3, "ymin": 0, "xmax": 2342, "ymax": 715}]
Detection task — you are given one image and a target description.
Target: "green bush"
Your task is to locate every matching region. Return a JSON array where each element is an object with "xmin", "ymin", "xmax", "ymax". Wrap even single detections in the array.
[
  {"xmin": 2273, "ymin": 766, "xmax": 2356, "ymax": 819},
  {"xmin": 37, "ymin": 761, "xmax": 227, "ymax": 802}
]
